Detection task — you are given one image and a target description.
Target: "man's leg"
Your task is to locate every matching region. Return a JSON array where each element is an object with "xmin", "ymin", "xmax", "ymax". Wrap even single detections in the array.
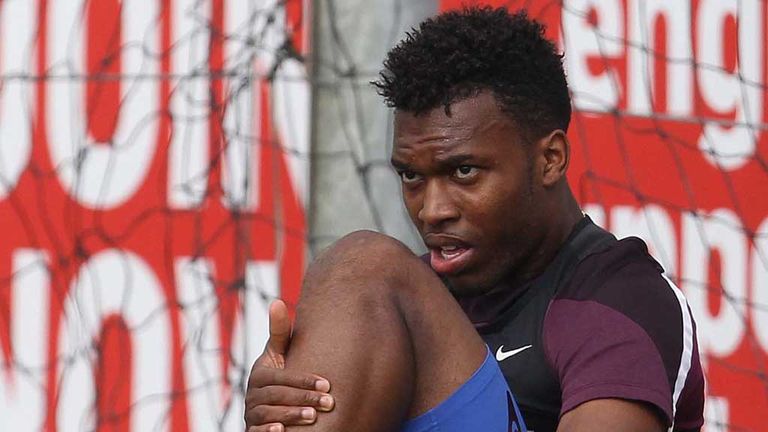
[{"xmin": 284, "ymin": 231, "xmax": 489, "ymax": 431}]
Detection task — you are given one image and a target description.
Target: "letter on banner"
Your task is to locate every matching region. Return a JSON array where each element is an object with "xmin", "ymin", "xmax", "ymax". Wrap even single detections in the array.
[
  {"xmin": 176, "ymin": 257, "xmax": 222, "ymax": 431},
  {"xmin": 697, "ymin": 0, "xmax": 763, "ymax": 171},
  {"xmin": 221, "ymin": 0, "xmax": 262, "ymax": 211},
  {"xmin": 752, "ymin": 217, "xmax": 768, "ymax": 352},
  {"xmin": 0, "ymin": 0, "xmax": 34, "ymax": 200},
  {"xmin": 703, "ymin": 396, "xmax": 730, "ymax": 432},
  {"xmin": 562, "ymin": 0, "xmax": 624, "ymax": 111},
  {"xmin": 46, "ymin": 0, "xmax": 160, "ymax": 208},
  {"xmin": 177, "ymin": 257, "xmax": 277, "ymax": 431},
  {"xmin": 272, "ymin": 57, "xmax": 311, "ymax": 207},
  {"xmin": 682, "ymin": 210, "xmax": 747, "ymax": 358},
  {"xmin": 168, "ymin": 0, "xmax": 212, "ymax": 209},
  {"xmin": 0, "ymin": 250, "xmax": 49, "ymax": 431},
  {"xmin": 626, "ymin": 0, "xmax": 692, "ymax": 116},
  {"xmin": 57, "ymin": 251, "xmax": 170, "ymax": 432}
]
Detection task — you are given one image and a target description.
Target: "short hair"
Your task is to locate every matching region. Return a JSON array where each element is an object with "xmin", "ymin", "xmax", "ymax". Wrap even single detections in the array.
[{"xmin": 373, "ymin": 6, "xmax": 571, "ymax": 139}]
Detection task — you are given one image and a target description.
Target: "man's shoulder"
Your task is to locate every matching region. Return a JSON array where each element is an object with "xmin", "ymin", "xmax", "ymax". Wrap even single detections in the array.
[
  {"xmin": 544, "ymin": 234, "xmax": 686, "ymax": 356},
  {"xmin": 548, "ymin": 234, "xmax": 687, "ymax": 357},
  {"xmin": 542, "ymin": 234, "xmax": 704, "ymax": 430},
  {"xmin": 556, "ymin": 234, "xmax": 679, "ymax": 309}
]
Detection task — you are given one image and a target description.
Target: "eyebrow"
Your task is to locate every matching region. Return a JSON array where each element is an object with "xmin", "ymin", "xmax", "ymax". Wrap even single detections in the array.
[
  {"xmin": 433, "ymin": 154, "xmax": 475, "ymax": 166},
  {"xmin": 390, "ymin": 154, "xmax": 477, "ymax": 171},
  {"xmin": 390, "ymin": 158, "xmax": 409, "ymax": 170}
]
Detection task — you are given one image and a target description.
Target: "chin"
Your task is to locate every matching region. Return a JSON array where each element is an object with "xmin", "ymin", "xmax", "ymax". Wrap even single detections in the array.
[{"xmin": 443, "ymin": 274, "xmax": 495, "ymax": 298}]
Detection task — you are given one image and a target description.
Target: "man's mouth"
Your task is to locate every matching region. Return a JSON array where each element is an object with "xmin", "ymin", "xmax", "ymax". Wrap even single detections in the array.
[{"xmin": 429, "ymin": 245, "xmax": 474, "ymax": 275}]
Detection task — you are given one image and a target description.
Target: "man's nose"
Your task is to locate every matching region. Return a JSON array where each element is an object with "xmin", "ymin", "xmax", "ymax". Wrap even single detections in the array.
[{"xmin": 417, "ymin": 181, "xmax": 459, "ymax": 227}]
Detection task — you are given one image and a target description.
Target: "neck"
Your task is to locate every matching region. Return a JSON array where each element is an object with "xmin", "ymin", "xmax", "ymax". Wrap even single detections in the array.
[{"xmin": 504, "ymin": 186, "xmax": 584, "ymax": 291}]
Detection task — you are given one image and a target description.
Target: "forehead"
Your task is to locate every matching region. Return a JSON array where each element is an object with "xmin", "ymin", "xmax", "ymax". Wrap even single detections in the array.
[{"xmin": 392, "ymin": 93, "xmax": 522, "ymax": 160}]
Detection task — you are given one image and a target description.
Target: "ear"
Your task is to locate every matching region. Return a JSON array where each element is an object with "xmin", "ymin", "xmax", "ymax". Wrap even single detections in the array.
[{"xmin": 538, "ymin": 130, "xmax": 569, "ymax": 187}]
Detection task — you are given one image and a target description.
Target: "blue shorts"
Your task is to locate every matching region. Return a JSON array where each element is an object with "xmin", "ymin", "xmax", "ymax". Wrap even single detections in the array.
[{"xmin": 401, "ymin": 347, "xmax": 527, "ymax": 432}]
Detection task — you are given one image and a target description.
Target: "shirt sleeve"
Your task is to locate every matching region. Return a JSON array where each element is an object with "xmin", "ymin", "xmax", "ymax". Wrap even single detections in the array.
[
  {"xmin": 542, "ymin": 243, "xmax": 703, "ymax": 429},
  {"xmin": 543, "ymin": 298, "xmax": 674, "ymax": 424}
]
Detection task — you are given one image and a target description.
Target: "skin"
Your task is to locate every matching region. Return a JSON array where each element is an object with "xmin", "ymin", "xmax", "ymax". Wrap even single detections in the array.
[
  {"xmin": 391, "ymin": 92, "xmax": 580, "ymax": 296},
  {"xmin": 244, "ymin": 93, "xmax": 666, "ymax": 432},
  {"xmin": 246, "ymin": 230, "xmax": 488, "ymax": 431}
]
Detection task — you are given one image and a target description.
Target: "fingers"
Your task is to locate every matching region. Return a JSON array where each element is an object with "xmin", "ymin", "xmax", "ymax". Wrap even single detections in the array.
[
  {"xmin": 244, "ymin": 374, "xmax": 335, "ymax": 428},
  {"xmin": 244, "ymin": 405, "xmax": 319, "ymax": 428},
  {"xmin": 245, "ymin": 300, "xmax": 335, "ymax": 430},
  {"xmin": 247, "ymin": 423, "xmax": 284, "ymax": 432},
  {"xmin": 248, "ymin": 364, "xmax": 331, "ymax": 393},
  {"xmin": 267, "ymin": 300, "xmax": 291, "ymax": 356},
  {"xmin": 242, "ymin": 389, "xmax": 334, "ymax": 429},
  {"xmin": 247, "ymin": 385, "xmax": 335, "ymax": 412}
]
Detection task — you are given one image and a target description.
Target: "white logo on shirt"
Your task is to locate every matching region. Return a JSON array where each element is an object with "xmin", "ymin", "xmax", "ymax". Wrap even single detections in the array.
[{"xmin": 495, "ymin": 344, "xmax": 533, "ymax": 362}]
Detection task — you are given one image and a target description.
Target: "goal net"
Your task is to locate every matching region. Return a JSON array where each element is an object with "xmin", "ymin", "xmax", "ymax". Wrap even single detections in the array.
[{"xmin": 0, "ymin": 0, "xmax": 765, "ymax": 431}]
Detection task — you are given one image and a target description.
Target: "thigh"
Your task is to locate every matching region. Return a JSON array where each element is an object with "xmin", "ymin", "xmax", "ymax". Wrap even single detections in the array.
[
  {"xmin": 287, "ymin": 231, "xmax": 487, "ymax": 420},
  {"xmin": 390, "ymin": 246, "xmax": 488, "ymax": 417}
]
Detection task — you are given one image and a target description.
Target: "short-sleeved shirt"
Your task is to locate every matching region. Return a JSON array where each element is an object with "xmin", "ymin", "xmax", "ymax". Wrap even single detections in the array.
[{"xmin": 458, "ymin": 217, "xmax": 705, "ymax": 432}]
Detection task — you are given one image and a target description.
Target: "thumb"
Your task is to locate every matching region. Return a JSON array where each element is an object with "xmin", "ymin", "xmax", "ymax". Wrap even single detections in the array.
[{"xmin": 267, "ymin": 299, "xmax": 292, "ymax": 356}]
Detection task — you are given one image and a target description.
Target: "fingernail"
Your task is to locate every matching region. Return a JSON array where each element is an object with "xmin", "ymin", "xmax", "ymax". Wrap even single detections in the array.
[
  {"xmin": 301, "ymin": 408, "xmax": 316, "ymax": 420},
  {"xmin": 315, "ymin": 379, "xmax": 330, "ymax": 392},
  {"xmin": 319, "ymin": 394, "xmax": 334, "ymax": 410},
  {"xmin": 268, "ymin": 425, "xmax": 283, "ymax": 432}
]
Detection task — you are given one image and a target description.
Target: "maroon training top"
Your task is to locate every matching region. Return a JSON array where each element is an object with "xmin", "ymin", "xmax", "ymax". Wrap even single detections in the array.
[{"xmin": 458, "ymin": 217, "xmax": 705, "ymax": 432}]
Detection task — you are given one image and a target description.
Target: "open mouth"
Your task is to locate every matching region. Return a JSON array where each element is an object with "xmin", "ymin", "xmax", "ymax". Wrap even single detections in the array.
[{"xmin": 429, "ymin": 245, "xmax": 474, "ymax": 275}]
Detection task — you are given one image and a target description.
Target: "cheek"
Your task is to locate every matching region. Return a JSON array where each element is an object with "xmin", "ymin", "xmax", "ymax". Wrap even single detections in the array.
[
  {"xmin": 402, "ymin": 192, "xmax": 422, "ymax": 223},
  {"xmin": 458, "ymin": 181, "xmax": 521, "ymax": 227}
]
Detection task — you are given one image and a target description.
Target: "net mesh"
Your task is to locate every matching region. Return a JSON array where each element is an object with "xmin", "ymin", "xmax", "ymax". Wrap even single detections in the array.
[{"xmin": 0, "ymin": 0, "xmax": 766, "ymax": 430}]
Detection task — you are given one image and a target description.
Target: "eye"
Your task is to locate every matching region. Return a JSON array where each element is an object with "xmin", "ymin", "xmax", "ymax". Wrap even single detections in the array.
[
  {"xmin": 399, "ymin": 170, "xmax": 422, "ymax": 184},
  {"xmin": 454, "ymin": 165, "xmax": 477, "ymax": 180}
]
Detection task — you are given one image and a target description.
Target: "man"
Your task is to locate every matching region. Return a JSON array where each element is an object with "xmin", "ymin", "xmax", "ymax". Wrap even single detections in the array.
[{"xmin": 244, "ymin": 6, "xmax": 704, "ymax": 432}]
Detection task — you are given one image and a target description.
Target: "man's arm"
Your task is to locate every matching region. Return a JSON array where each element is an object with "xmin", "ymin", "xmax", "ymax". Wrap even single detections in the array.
[
  {"xmin": 557, "ymin": 399, "xmax": 665, "ymax": 432},
  {"xmin": 244, "ymin": 300, "xmax": 335, "ymax": 432}
]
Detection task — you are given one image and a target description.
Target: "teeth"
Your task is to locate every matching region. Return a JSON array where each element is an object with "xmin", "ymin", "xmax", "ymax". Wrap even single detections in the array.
[{"xmin": 440, "ymin": 247, "xmax": 462, "ymax": 260}]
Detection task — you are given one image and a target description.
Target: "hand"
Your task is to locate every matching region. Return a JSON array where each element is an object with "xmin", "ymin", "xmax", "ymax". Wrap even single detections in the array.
[{"xmin": 244, "ymin": 300, "xmax": 335, "ymax": 432}]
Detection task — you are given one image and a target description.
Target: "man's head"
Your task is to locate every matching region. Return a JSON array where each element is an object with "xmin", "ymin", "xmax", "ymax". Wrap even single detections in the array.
[{"xmin": 377, "ymin": 7, "xmax": 579, "ymax": 296}]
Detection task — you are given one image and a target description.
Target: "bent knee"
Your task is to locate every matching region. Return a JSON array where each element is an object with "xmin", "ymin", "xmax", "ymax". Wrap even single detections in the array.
[
  {"xmin": 334, "ymin": 230, "xmax": 412, "ymax": 259},
  {"xmin": 324, "ymin": 230, "xmax": 415, "ymax": 269},
  {"xmin": 305, "ymin": 230, "xmax": 421, "ymax": 288}
]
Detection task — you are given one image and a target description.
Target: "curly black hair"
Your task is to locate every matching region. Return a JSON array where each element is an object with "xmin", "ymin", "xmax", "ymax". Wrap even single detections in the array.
[{"xmin": 373, "ymin": 6, "xmax": 571, "ymax": 139}]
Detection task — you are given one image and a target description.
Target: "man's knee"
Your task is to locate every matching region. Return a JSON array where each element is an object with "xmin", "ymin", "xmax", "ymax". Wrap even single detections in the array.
[
  {"xmin": 304, "ymin": 230, "xmax": 420, "ymax": 291},
  {"xmin": 323, "ymin": 230, "xmax": 414, "ymax": 268},
  {"xmin": 335, "ymin": 230, "xmax": 412, "ymax": 260}
]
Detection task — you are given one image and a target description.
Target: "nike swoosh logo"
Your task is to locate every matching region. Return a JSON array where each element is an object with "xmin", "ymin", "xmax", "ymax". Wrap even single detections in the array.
[{"xmin": 495, "ymin": 344, "xmax": 533, "ymax": 362}]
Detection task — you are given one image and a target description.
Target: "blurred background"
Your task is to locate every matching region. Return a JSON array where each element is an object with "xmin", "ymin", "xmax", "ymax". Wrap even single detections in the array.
[{"xmin": 0, "ymin": 0, "xmax": 765, "ymax": 430}]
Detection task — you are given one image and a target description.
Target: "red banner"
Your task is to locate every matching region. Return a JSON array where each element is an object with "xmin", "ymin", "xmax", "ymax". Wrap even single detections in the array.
[{"xmin": 0, "ymin": 0, "xmax": 308, "ymax": 429}]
